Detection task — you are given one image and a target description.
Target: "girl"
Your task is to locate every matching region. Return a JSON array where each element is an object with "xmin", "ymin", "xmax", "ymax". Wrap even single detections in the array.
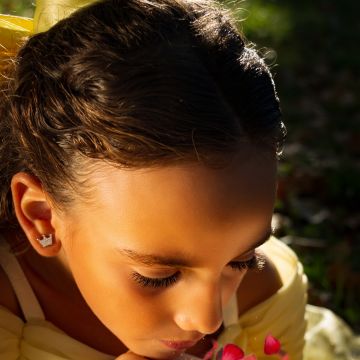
[{"xmin": 0, "ymin": 0, "xmax": 307, "ymax": 359}]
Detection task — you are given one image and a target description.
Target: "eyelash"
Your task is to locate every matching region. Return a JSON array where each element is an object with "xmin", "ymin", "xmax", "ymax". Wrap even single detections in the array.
[
  {"xmin": 131, "ymin": 271, "xmax": 181, "ymax": 288},
  {"xmin": 132, "ymin": 253, "xmax": 264, "ymax": 289},
  {"xmin": 229, "ymin": 252, "xmax": 266, "ymax": 271}
]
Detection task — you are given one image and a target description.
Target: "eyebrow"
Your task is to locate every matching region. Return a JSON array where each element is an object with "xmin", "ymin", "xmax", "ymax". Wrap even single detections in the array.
[{"xmin": 117, "ymin": 228, "xmax": 273, "ymax": 267}]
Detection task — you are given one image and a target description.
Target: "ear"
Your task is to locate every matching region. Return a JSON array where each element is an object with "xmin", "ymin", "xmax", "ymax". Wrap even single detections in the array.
[{"xmin": 11, "ymin": 172, "xmax": 62, "ymax": 257}]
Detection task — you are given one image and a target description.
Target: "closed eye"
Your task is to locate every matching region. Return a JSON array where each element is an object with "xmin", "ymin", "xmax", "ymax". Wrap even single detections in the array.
[
  {"xmin": 131, "ymin": 271, "xmax": 181, "ymax": 288},
  {"xmin": 131, "ymin": 253, "xmax": 265, "ymax": 289}
]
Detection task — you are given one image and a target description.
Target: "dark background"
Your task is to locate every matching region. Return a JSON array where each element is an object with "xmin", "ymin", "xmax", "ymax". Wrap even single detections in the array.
[{"xmin": 2, "ymin": 0, "xmax": 359, "ymax": 331}]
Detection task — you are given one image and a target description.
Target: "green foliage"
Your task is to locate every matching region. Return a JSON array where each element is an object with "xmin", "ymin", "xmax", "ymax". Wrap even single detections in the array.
[
  {"xmin": 224, "ymin": 0, "xmax": 292, "ymax": 45},
  {"xmin": 0, "ymin": 0, "xmax": 34, "ymax": 17}
]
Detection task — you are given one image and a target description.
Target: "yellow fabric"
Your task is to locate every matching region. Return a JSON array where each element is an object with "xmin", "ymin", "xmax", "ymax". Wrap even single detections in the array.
[
  {"xmin": 303, "ymin": 305, "xmax": 360, "ymax": 360},
  {"xmin": 0, "ymin": 0, "xmax": 92, "ymax": 56},
  {"xmin": 0, "ymin": 14, "xmax": 32, "ymax": 51},
  {"xmin": 0, "ymin": 305, "xmax": 114, "ymax": 360},
  {"xmin": 218, "ymin": 237, "xmax": 308, "ymax": 360},
  {"xmin": 0, "ymin": 14, "xmax": 32, "ymax": 75},
  {"xmin": 33, "ymin": 0, "xmax": 92, "ymax": 33}
]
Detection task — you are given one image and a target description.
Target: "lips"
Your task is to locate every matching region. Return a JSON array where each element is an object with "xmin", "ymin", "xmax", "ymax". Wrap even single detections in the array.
[{"xmin": 161, "ymin": 339, "xmax": 200, "ymax": 350}]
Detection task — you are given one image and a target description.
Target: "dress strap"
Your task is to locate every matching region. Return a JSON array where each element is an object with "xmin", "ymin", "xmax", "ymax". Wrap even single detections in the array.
[
  {"xmin": 0, "ymin": 237, "xmax": 45, "ymax": 321},
  {"xmin": 223, "ymin": 293, "xmax": 239, "ymax": 327}
]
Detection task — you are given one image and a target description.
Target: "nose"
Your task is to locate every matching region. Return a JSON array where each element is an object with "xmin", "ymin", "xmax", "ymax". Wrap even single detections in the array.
[{"xmin": 173, "ymin": 280, "xmax": 223, "ymax": 335}]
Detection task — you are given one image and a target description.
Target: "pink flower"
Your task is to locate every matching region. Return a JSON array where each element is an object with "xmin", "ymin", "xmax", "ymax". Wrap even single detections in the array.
[
  {"xmin": 203, "ymin": 342, "xmax": 255, "ymax": 360},
  {"xmin": 202, "ymin": 335, "xmax": 287, "ymax": 360},
  {"xmin": 221, "ymin": 344, "xmax": 245, "ymax": 360},
  {"xmin": 264, "ymin": 334, "xmax": 281, "ymax": 355}
]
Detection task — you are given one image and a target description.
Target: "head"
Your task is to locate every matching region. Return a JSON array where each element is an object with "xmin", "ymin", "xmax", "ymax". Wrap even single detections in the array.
[{"xmin": 0, "ymin": 0, "xmax": 284, "ymax": 357}]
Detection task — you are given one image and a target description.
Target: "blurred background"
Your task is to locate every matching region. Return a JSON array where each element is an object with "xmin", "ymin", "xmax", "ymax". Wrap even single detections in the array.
[{"xmin": 1, "ymin": 0, "xmax": 359, "ymax": 332}]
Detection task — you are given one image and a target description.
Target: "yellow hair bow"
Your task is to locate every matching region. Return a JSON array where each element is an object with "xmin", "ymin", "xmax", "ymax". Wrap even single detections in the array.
[{"xmin": 0, "ymin": 0, "xmax": 93, "ymax": 60}]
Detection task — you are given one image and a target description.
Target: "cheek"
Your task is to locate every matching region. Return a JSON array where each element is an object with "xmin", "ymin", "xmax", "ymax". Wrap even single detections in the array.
[
  {"xmin": 66, "ymin": 241, "xmax": 170, "ymax": 338},
  {"xmin": 60, "ymin": 221, "xmax": 175, "ymax": 340}
]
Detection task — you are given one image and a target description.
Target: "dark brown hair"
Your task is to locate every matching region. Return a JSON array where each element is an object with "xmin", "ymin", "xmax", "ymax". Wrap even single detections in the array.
[{"xmin": 0, "ymin": 0, "xmax": 284, "ymax": 229}]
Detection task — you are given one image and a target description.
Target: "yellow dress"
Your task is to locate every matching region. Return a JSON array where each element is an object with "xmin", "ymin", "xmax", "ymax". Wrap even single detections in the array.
[{"xmin": 0, "ymin": 3, "xmax": 308, "ymax": 358}]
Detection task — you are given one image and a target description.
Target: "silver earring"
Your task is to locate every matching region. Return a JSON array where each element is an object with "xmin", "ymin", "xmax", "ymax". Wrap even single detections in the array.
[{"xmin": 37, "ymin": 234, "xmax": 53, "ymax": 247}]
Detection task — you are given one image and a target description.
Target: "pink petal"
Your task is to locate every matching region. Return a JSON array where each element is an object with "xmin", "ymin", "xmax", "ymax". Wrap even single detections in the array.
[
  {"xmin": 264, "ymin": 334, "xmax": 281, "ymax": 355},
  {"xmin": 222, "ymin": 344, "xmax": 245, "ymax": 360},
  {"xmin": 203, "ymin": 340, "xmax": 219, "ymax": 360},
  {"xmin": 280, "ymin": 354, "xmax": 289, "ymax": 360}
]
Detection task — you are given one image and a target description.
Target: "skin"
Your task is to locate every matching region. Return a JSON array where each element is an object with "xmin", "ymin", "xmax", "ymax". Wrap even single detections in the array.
[{"xmin": 8, "ymin": 143, "xmax": 279, "ymax": 359}]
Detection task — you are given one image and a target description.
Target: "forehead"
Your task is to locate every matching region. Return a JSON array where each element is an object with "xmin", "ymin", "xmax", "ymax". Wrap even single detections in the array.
[
  {"xmin": 68, "ymin": 146, "xmax": 277, "ymax": 258},
  {"xmin": 84, "ymin": 146, "xmax": 276, "ymax": 212}
]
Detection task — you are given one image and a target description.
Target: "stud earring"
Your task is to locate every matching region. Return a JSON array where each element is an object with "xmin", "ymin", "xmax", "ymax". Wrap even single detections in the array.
[{"xmin": 37, "ymin": 234, "xmax": 53, "ymax": 248}]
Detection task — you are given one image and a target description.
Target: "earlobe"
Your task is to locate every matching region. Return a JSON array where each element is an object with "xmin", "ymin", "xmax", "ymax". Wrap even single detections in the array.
[{"xmin": 11, "ymin": 172, "xmax": 62, "ymax": 257}]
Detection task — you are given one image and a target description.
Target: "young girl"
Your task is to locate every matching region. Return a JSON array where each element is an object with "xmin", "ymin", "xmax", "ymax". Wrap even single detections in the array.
[{"xmin": 0, "ymin": 0, "xmax": 307, "ymax": 359}]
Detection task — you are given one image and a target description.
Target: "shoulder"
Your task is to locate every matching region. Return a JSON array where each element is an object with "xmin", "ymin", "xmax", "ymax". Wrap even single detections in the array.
[
  {"xmin": 236, "ymin": 237, "xmax": 307, "ymax": 316},
  {"xmin": 227, "ymin": 240, "xmax": 307, "ymax": 359},
  {"xmin": 236, "ymin": 252, "xmax": 282, "ymax": 316},
  {"xmin": 0, "ymin": 256, "xmax": 24, "ymax": 320}
]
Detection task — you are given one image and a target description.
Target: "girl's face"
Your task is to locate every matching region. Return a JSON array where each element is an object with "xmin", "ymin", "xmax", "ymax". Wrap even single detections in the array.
[{"xmin": 53, "ymin": 147, "xmax": 277, "ymax": 359}]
